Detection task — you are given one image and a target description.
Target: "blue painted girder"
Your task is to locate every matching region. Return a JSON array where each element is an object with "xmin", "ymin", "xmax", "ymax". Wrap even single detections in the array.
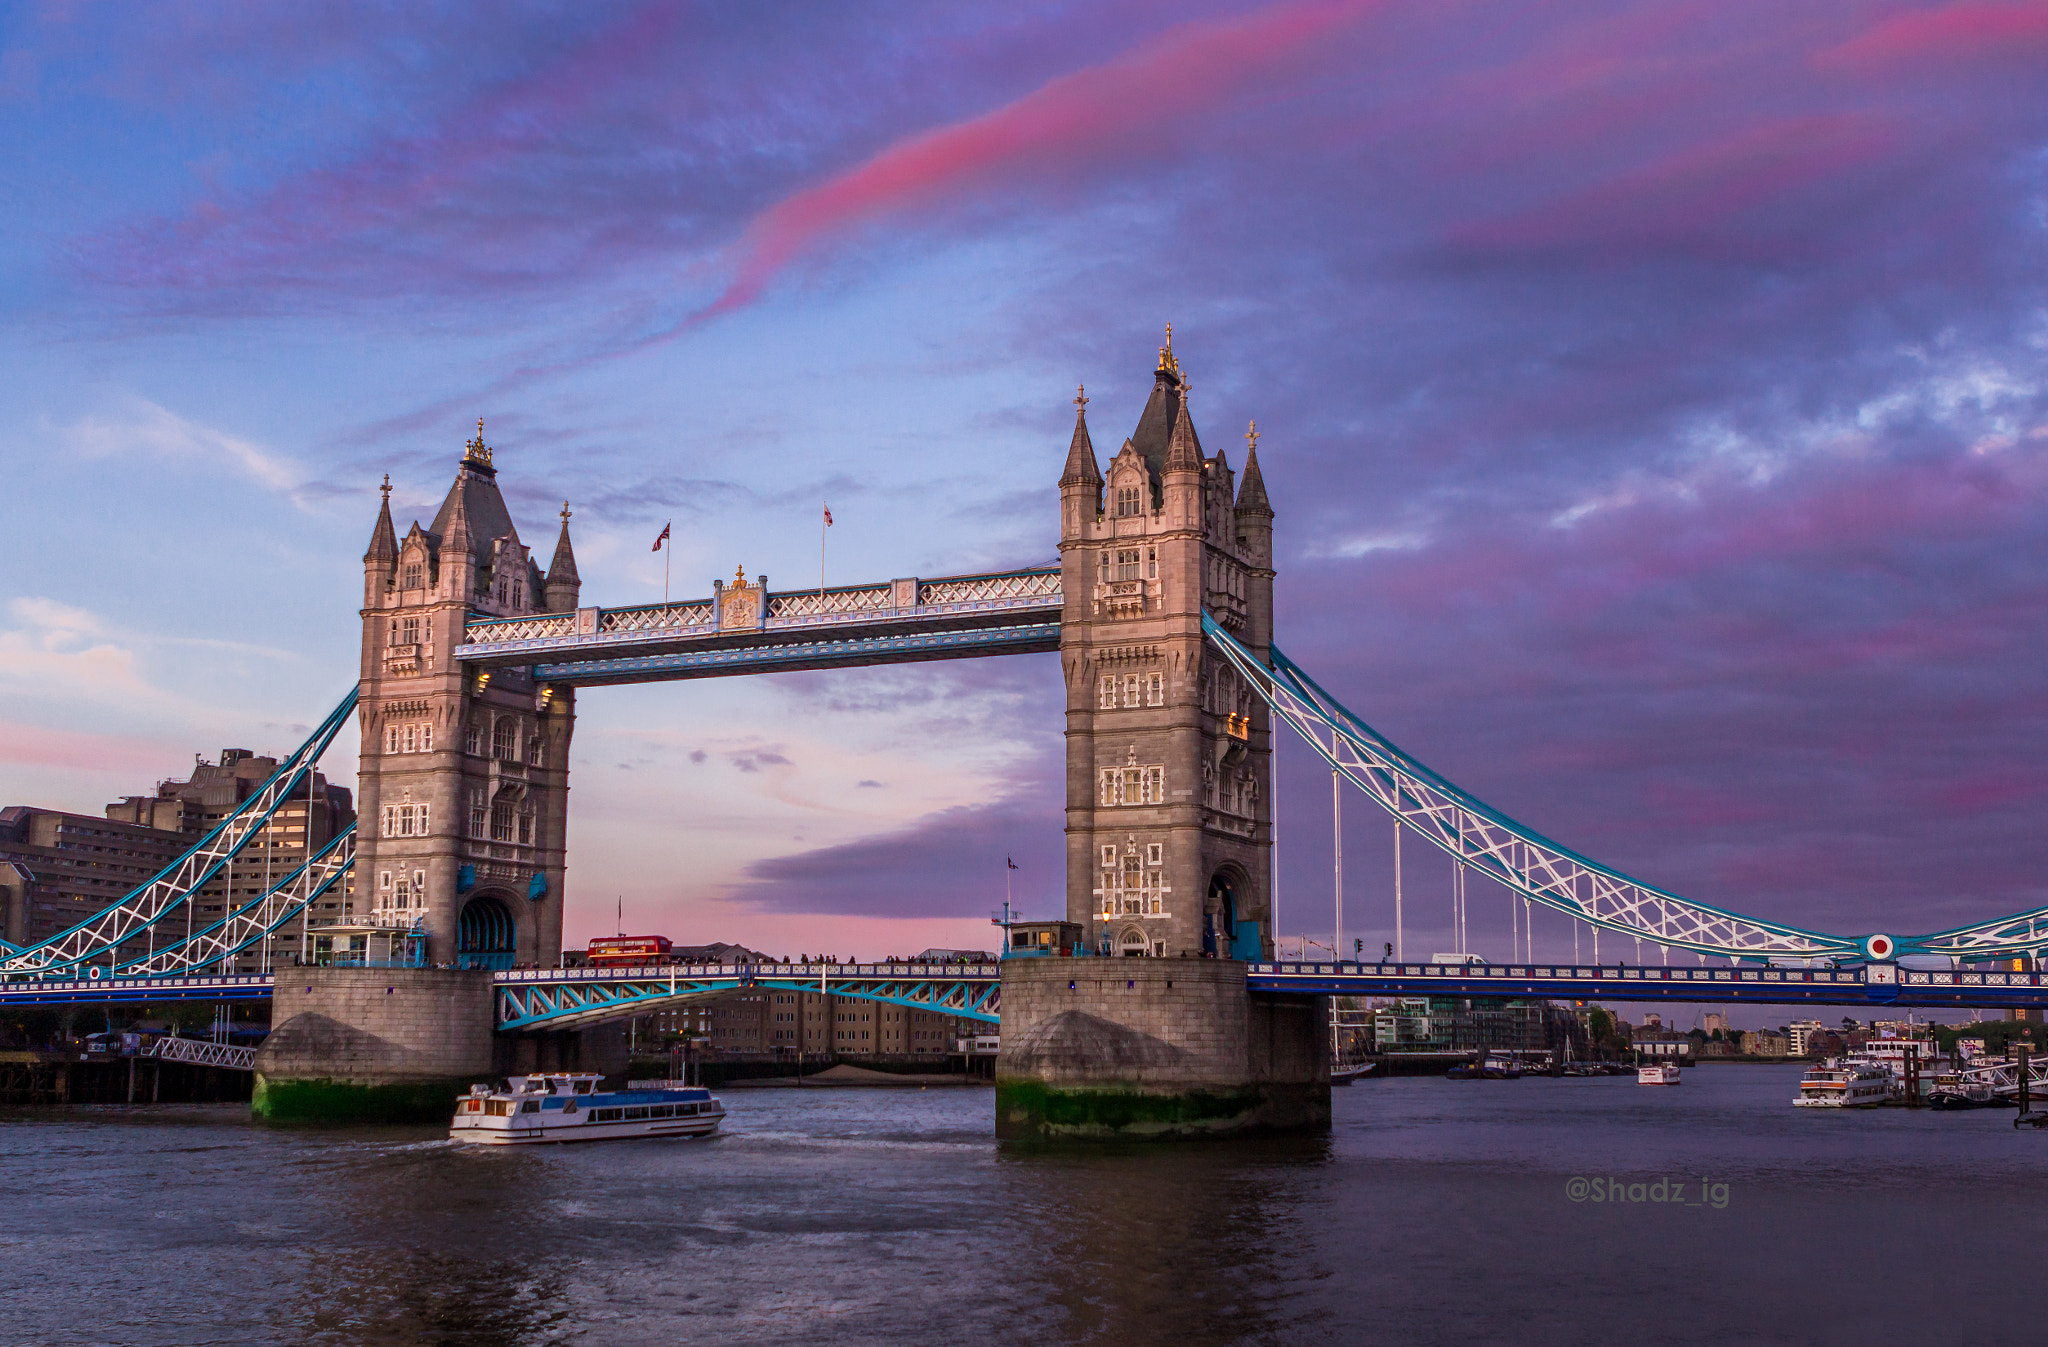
[
  {"xmin": 1249, "ymin": 961, "xmax": 2048, "ymax": 1008},
  {"xmin": 531, "ymin": 622, "xmax": 1058, "ymax": 688},
  {"xmin": 492, "ymin": 963, "xmax": 1003, "ymax": 1030}
]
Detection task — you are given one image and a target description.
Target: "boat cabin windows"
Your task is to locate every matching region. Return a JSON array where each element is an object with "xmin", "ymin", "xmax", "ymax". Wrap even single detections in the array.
[
  {"xmin": 519, "ymin": 1100, "xmax": 540, "ymax": 1114},
  {"xmin": 485, "ymin": 1100, "xmax": 511, "ymax": 1117}
]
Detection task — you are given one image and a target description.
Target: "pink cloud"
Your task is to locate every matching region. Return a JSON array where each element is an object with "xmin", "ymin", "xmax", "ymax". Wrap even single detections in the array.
[
  {"xmin": 1819, "ymin": 2, "xmax": 2048, "ymax": 69},
  {"xmin": 0, "ymin": 721, "xmax": 188, "ymax": 779},
  {"xmin": 700, "ymin": 0, "xmax": 1382, "ymax": 318},
  {"xmin": 1449, "ymin": 112, "xmax": 1900, "ymax": 261}
]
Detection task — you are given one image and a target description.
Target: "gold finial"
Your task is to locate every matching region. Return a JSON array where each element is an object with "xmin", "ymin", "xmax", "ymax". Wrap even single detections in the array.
[
  {"xmin": 380, "ymin": 473, "xmax": 392, "ymax": 504},
  {"xmin": 464, "ymin": 417, "xmax": 493, "ymax": 468},
  {"xmin": 560, "ymin": 500, "xmax": 572, "ymax": 524},
  {"xmin": 1074, "ymin": 383, "xmax": 1088, "ymax": 411},
  {"xmin": 1245, "ymin": 420, "xmax": 1259, "ymax": 452},
  {"xmin": 735, "ymin": 563, "xmax": 746, "ymax": 586}
]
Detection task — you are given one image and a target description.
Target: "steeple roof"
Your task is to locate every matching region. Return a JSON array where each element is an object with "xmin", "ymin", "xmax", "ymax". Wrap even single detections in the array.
[
  {"xmin": 429, "ymin": 423, "xmax": 519, "ymax": 553},
  {"xmin": 1164, "ymin": 383, "xmax": 1203, "ymax": 474},
  {"xmin": 1061, "ymin": 385, "xmax": 1101, "ymax": 485},
  {"xmin": 364, "ymin": 475, "xmax": 398, "ymax": 564},
  {"xmin": 547, "ymin": 502, "xmax": 580, "ymax": 587},
  {"xmin": 1128, "ymin": 330, "xmax": 1199, "ymax": 480},
  {"xmin": 1236, "ymin": 439, "xmax": 1272, "ymax": 517}
]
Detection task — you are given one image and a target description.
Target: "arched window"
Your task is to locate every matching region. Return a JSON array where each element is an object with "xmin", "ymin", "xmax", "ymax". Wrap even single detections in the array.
[
  {"xmin": 402, "ymin": 563, "xmax": 422, "ymax": 588},
  {"xmin": 1116, "ymin": 485, "xmax": 1142, "ymax": 517}
]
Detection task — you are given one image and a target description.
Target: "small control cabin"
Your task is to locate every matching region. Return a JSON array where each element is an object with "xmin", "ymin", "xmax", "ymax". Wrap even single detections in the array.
[{"xmin": 1005, "ymin": 920, "xmax": 1087, "ymax": 958}]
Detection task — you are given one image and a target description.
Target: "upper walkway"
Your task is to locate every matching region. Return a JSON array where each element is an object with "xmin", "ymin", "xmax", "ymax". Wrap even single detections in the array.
[{"xmin": 457, "ymin": 567, "xmax": 1061, "ymax": 686}]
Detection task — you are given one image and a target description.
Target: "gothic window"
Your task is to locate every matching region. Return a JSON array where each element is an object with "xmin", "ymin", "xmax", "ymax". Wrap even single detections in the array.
[
  {"xmin": 1146, "ymin": 672, "xmax": 1164, "ymax": 706},
  {"xmin": 1121, "ymin": 674, "xmax": 1140, "ymax": 707},
  {"xmin": 1147, "ymin": 842, "xmax": 1163, "ymax": 865},
  {"xmin": 412, "ymin": 869, "xmax": 426, "ymax": 902},
  {"xmin": 1146, "ymin": 546, "xmax": 1157, "ymax": 580},
  {"xmin": 1097, "ymin": 677, "xmax": 1116, "ymax": 710},
  {"xmin": 1098, "ymin": 551, "xmax": 1111, "ymax": 584},
  {"xmin": 420, "ymin": 724, "xmax": 433, "ymax": 753},
  {"xmin": 1115, "ymin": 550, "xmax": 1141, "ymax": 581},
  {"xmin": 397, "ymin": 804, "xmax": 414, "ymax": 836},
  {"xmin": 517, "ymin": 809, "xmax": 533, "ymax": 845},
  {"xmin": 402, "ymin": 563, "xmax": 422, "ymax": 588},
  {"xmin": 378, "ymin": 870, "xmax": 392, "ymax": 894},
  {"xmin": 492, "ymin": 718, "xmax": 516, "ymax": 761},
  {"xmin": 388, "ymin": 619, "xmax": 398, "ymax": 645},
  {"xmin": 402, "ymin": 617, "xmax": 419, "ymax": 645},
  {"xmin": 1097, "ymin": 765, "xmax": 1165, "ymax": 806},
  {"xmin": 491, "ymin": 799, "xmax": 514, "ymax": 843},
  {"xmin": 495, "ymin": 578, "xmax": 507, "ymax": 605},
  {"xmin": 527, "ymin": 734, "xmax": 544, "ymax": 767},
  {"xmin": 465, "ymin": 724, "xmax": 480, "ymax": 755},
  {"xmin": 1116, "ymin": 485, "xmax": 1142, "ymax": 517},
  {"xmin": 385, "ymin": 725, "xmax": 400, "ymax": 755},
  {"xmin": 1100, "ymin": 845, "xmax": 1117, "ymax": 867},
  {"xmin": 512, "ymin": 579, "xmax": 524, "ymax": 608},
  {"xmin": 402, "ymin": 725, "xmax": 417, "ymax": 754},
  {"xmin": 380, "ymin": 806, "xmax": 394, "ymax": 837},
  {"xmin": 469, "ymin": 788, "xmax": 486, "ymax": 838}
]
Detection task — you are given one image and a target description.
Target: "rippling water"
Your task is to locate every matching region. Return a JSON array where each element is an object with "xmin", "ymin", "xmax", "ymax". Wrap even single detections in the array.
[{"xmin": 3, "ymin": 1067, "xmax": 2043, "ymax": 1345}]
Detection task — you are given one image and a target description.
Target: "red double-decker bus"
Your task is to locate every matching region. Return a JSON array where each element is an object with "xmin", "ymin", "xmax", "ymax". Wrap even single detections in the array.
[{"xmin": 586, "ymin": 935, "xmax": 672, "ymax": 968}]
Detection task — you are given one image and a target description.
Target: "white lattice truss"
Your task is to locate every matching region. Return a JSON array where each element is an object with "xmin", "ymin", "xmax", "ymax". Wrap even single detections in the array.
[
  {"xmin": 0, "ymin": 690, "xmax": 359, "ymax": 977},
  {"xmin": 116, "ymin": 827, "xmax": 354, "ymax": 976},
  {"xmin": 460, "ymin": 568, "xmax": 1062, "ymax": 661},
  {"xmin": 1207, "ymin": 616, "xmax": 2048, "ymax": 962},
  {"xmin": 147, "ymin": 1036, "xmax": 257, "ymax": 1071},
  {"xmin": 4, "ymin": 693, "xmax": 359, "ymax": 974},
  {"xmin": 1202, "ymin": 617, "xmax": 1861, "ymax": 961}
]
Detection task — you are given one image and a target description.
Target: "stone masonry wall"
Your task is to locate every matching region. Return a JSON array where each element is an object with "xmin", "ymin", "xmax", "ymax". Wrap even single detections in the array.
[{"xmin": 255, "ymin": 966, "xmax": 497, "ymax": 1086}]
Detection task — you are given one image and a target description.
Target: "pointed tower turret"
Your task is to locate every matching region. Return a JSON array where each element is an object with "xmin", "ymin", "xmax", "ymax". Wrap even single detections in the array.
[
  {"xmin": 1236, "ymin": 421, "xmax": 1272, "ymax": 518},
  {"xmin": 1061, "ymin": 385, "xmax": 1102, "ymax": 486},
  {"xmin": 545, "ymin": 502, "xmax": 582, "ymax": 612},
  {"xmin": 363, "ymin": 475, "xmax": 398, "ymax": 608}
]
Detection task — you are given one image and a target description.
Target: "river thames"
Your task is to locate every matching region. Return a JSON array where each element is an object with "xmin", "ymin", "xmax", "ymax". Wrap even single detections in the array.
[{"xmin": 3, "ymin": 1066, "xmax": 2041, "ymax": 1345}]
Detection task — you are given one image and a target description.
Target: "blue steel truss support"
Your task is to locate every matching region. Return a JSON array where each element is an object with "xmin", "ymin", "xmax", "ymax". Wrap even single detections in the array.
[
  {"xmin": 113, "ymin": 826, "xmax": 355, "ymax": 976},
  {"xmin": 0, "ymin": 690, "xmax": 360, "ymax": 979},
  {"xmin": 1209, "ymin": 616, "xmax": 2048, "ymax": 964},
  {"xmin": 493, "ymin": 964, "xmax": 1001, "ymax": 1031},
  {"xmin": 1203, "ymin": 617, "xmax": 1866, "ymax": 962}
]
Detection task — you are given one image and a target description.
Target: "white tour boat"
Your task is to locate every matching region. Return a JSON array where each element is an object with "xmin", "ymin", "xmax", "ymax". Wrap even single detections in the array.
[
  {"xmin": 449, "ymin": 1073, "xmax": 726, "ymax": 1145},
  {"xmin": 1637, "ymin": 1062, "xmax": 1682, "ymax": 1085},
  {"xmin": 1794, "ymin": 1060, "xmax": 1892, "ymax": 1108}
]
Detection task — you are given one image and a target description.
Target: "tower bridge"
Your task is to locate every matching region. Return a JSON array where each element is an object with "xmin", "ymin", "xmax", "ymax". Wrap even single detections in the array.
[{"xmin": 7, "ymin": 335, "xmax": 2048, "ymax": 1134}]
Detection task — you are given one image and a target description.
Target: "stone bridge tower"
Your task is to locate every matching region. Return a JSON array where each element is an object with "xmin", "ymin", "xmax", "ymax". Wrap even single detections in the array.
[
  {"xmin": 357, "ymin": 424, "xmax": 578, "ymax": 968},
  {"xmin": 1057, "ymin": 337, "xmax": 1275, "ymax": 960}
]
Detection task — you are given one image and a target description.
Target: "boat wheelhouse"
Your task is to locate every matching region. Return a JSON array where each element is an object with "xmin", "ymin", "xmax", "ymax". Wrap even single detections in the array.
[{"xmin": 449, "ymin": 1073, "xmax": 726, "ymax": 1144}]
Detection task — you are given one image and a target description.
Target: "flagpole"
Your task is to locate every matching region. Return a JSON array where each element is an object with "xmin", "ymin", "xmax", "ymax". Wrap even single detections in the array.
[
  {"xmin": 820, "ymin": 501, "xmax": 828, "ymax": 600},
  {"xmin": 664, "ymin": 534, "xmax": 670, "ymax": 605}
]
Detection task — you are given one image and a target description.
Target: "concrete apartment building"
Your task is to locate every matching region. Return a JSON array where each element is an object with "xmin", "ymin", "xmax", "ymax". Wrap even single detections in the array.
[{"xmin": 2, "ymin": 749, "xmax": 354, "ymax": 970}]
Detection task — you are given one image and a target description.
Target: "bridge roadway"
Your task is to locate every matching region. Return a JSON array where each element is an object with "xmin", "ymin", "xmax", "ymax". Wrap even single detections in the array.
[
  {"xmin": 457, "ymin": 567, "xmax": 1062, "ymax": 686},
  {"xmin": 10, "ymin": 959, "xmax": 2048, "ymax": 1022}
]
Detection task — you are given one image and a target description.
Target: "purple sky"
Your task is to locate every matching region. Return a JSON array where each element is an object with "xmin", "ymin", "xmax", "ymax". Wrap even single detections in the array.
[{"xmin": 3, "ymin": 1, "xmax": 2046, "ymax": 970}]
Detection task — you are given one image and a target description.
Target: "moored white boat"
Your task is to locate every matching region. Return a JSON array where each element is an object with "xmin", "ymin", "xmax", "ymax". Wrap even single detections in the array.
[
  {"xmin": 1794, "ymin": 1060, "xmax": 1891, "ymax": 1108},
  {"xmin": 1637, "ymin": 1062, "xmax": 1681, "ymax": 1085},
  {"xmin": 449, "ymin": 1073, "xmax": 726, "ymax": 1144}
]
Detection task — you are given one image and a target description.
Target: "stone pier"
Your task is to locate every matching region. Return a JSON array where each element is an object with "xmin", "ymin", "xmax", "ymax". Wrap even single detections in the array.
[
  {"xmin": 995, "ymin": 959, "xmax": 1328, "ymax": 1139},
  {"xmin": 251, "ymin": 967, "xmax": 629, "ymax": 1123}
]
